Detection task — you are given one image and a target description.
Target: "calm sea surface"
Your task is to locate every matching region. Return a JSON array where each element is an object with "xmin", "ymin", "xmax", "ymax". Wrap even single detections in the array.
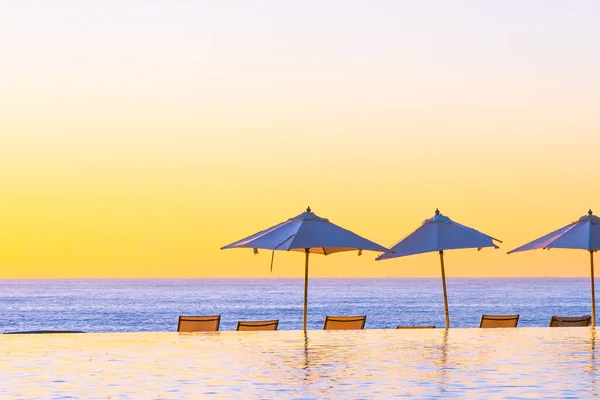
[{"xmin": 0, "ymin": 278, "xmax": 597, "ymax": 333}]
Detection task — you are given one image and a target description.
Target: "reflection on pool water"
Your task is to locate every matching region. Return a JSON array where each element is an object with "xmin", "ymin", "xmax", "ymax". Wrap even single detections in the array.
[{"xmin": 1, "ymin": 328, "xmax": 598, "ymax": 398}]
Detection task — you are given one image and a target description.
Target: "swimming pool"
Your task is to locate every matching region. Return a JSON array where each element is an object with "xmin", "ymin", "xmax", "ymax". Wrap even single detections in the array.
[{"xmin": 1, "ymin": 328, "xmax": 598, "ymax": 398}]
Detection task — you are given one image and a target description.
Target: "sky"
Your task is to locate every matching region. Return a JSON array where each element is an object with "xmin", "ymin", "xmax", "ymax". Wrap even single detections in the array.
[{"xmin": 1, "ymin": 1, "xmax": 600, "ymax": 278}]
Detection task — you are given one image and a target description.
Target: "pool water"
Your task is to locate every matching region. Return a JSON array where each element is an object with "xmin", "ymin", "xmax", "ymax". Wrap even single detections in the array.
[{"xmin": 1, "ymin": 327, "xmax": 598, "ymax": 398}]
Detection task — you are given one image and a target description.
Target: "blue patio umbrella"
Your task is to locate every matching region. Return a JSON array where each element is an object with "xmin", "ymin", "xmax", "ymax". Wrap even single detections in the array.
[
  {"xmin": 508, "ymin": 209, "xmax": 600, "ymax": 326},
  {"xmin": 377, "ymin": 209, "xmax": 501, "ymax": 328},
  {"xmin": 221, "ymin": 207, "xmax": 391, "ymax": 330}
]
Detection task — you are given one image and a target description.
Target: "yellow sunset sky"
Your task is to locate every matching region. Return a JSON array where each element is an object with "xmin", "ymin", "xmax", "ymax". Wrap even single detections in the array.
[{"xmin": 1, "ymin": 1, "xmax": 599, "ymax": 278}]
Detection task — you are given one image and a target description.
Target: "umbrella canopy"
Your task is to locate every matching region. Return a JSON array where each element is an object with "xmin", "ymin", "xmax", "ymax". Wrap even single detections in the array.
[
  {"xmin": 377, "ymin": 210, "xmax": 500, "ymax": 259},
  {"xmin": 376, "ymin": 209, "xmax": 501, "ymax": 328},
  {"xmin": 221, "ymin": 207, "xmax": 390, "ymax": 330},
  {"xmin": 508, "ymin": 209, "xmax": 599, "ymax": 325},
  {"xmin": 222, "ymin": 208, "xmax": 389, "ymax": 255},
  {"xmin": 508, "ymin": 210, "xmax": 600, "ymax": 253}
]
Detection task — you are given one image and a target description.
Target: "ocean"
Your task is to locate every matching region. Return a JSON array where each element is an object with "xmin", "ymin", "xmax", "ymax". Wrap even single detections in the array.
[{"xmin": 0, "ymin": 278, "xmax": 596, "ymax": 333}]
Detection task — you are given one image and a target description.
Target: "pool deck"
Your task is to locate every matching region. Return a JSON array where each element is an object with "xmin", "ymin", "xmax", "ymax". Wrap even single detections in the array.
[{"xmin": 1, "ymin": 327, "xmax": 598, "ymax": 398}]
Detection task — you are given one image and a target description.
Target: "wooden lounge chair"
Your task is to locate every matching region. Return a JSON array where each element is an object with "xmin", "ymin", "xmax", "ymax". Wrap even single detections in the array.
[
  {"xmin": 177, "ymin": 315, "xmax": 221, "ymax": 332},
  {"xmin": 323, "ymin": 315, "xmax": 366, "ymax": 330},
  {"xmin": 479, "ymin": 314, "xmax": 519, "ymax": 328},
  {"xmin": 396, "ymin": 325, "xmax": 436, "ymax": 329},
  {"xmin": 236, "ymin": 320, "xmax": 279, "ymax": 331},
  {"xmin": 549, "ymin": 315, "xmax": 592, "ymax": 327}
]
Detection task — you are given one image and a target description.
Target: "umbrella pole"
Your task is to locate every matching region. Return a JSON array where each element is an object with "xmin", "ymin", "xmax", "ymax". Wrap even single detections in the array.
[
  {"xmin": 439, "ymin": 250, "xmax": 450, "ymax": 329},
  {"xmin": 591, "ymin": 251, "xmax": 596, "ymax": 327},
  {"xmin": 303, "ymin": 248, "xmax": 310, "ymax": 331}
]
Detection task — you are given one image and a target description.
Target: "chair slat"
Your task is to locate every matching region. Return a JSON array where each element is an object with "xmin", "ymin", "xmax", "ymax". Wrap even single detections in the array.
[
  {"xmin": 178, "ymin": 315, "xmax": 221, "ymax": 332},
  {"xmin": 236, "ymin": 320, "xmax": 279, "ymax": 331},
  {"xmin": 549, "ymin": 315, "xmax": 592, "ymax": 327},
  {"xmin": 324, "ymin": 315, "xmax": 366, "ymax": 330},
  {"xmin": 479, "ymin": 314, "xmax": 519, "ymax": 328}
]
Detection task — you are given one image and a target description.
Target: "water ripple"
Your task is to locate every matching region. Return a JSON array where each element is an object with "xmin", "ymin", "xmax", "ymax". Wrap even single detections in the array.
[{"xmin": 2, "ymin": 328, "xmax": 597, "ymax": 398}]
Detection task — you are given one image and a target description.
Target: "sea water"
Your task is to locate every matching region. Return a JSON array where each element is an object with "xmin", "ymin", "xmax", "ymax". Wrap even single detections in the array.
[{"xmin": 0, "ymin": 278, "xmax": 596, "ymax": 332}]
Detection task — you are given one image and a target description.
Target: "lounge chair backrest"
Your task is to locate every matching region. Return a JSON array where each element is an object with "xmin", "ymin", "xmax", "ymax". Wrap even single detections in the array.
[
  {"xmin": 236, "ymin": 320, "xmax": 279, "ymax": 331},
  {"xmin": 549, "ymin": 315, "xmax": 592, "ymax": 327},
  {"xmin": 177, "ymin": 315, "xmax": 221, "ymax": 332},
  {"xmin": 479, "ymin": 314, "xmax": 519, "ymax": 328},
  {"xmin": 323, "ymin": 315, "xmax": 366, "ymax": 330},
  {"xmin": 396, "ymin": 325, "xmax": 436, "ymax": 329}
]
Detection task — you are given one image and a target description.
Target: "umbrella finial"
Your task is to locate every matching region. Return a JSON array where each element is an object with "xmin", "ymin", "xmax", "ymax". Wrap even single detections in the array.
[
  {"xmin": 435, "ymin": 208, "xmax": 440, "ymax": 215},
  {"xmin": 306, "ymin": 206, "xmax": 311, "ymax": 213},
  {"xmin": 589, "ymin": 209, "xmax": 593, "ymax": 216}
]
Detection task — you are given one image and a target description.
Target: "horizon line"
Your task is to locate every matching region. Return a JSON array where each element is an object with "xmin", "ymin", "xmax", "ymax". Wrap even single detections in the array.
[{"xmin": 0, "ymin": 276, "xmax": 592, "ymax": 280}]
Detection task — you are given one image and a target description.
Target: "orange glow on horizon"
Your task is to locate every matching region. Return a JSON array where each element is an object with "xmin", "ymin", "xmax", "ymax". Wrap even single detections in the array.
[{"xmin": 1, "ymin": 2, "xmax": 599, "ymax": 278}]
